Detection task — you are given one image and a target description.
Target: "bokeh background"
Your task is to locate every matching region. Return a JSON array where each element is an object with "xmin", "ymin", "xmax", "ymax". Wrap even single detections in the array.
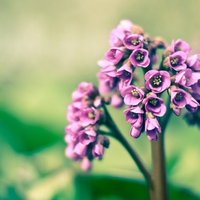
[{"xmin": 0, "ymin": 0, "xmax": 200, "ymax": 199}]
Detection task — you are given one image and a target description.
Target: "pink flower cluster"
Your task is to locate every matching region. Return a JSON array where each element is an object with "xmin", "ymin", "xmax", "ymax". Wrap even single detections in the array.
[
  {"xmin": 65, "ymin": 82, "xmax": 109, "ymax": 170},
  {"xmin": 97, "ymin": 20, "xmax": 200, "ymax": 140}
]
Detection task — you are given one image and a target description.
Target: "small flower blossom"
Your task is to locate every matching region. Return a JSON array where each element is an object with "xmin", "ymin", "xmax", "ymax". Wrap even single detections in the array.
[
  {"xmin": 79, "ymin": 107, "xmax": 100, "ymax": 126},
  {"xmin": 191, "ymin": 80, "xmax": 200, "ymax": 100},
  {"xmin": 104, "ymin": 47, "xmax": 124, "ymax": 65},
  {"xmin": 175, "ymin": 69, "xmax": 199, "ymax": 87},
  {"xmin": 81, "ymin": 157, "xmax": 92, "ymax": 171},
  {"xmin": 97, "ymin": 71, "xmax": 116, "ymax": 94},
  {"xmin": 145, "ymin": 70, "xmax": 171, "ymax": 93},
  {"xmin": 72, "ymin": 82, "xmax": 98, "ymax": 101},
  {"xmin": 73, "ymin": 142, "xmax": 87, "ymax": 158},
  {"xmin": 129, "ymin": 48, "xmax": 150, "ymax": 68},
  {"xmin": 168, "ymin": 51, "xmax": 187, "ymax": 71},
  {"xmin": 170, "ymin": 88, "xmax": 199, "ymax": 115},
  {"xmin": 170, "ymin": 39, "xmax": 191, "ymax": 54},
  {"xmin": 145, "ymin": 117, "xmax": 161, "ymax": 141},
  {"xmin": 123, "ymin": 106, "xmax": 144, "ymax": 126},
  {"xmin": 110, "ymin": 93, "xmax": 124, "ymax": 108},
  {"xmin": 130, "ymin": 126, "xmax": 142, "ymax": 138},
  {"xmin": 92, "ymin": 142, "xmax": 104, "ymax": 159},
  {"xmin": 116, "ymin": 61, "xmax": 133, "ymax": 90},
  {"xmin": 143, "ymin": 93, "xmax": 166, "ymax": 117},
  {"xmin": 79, "ymin": 128, "xmax": 97, "ymax": 145},
  {"xmin": 121, "ymin": 85, "xmax": 144, "ymax": 105},
  {"xmin": 171, "ymin": 88, "xmax": 190, "ymax": 109},
  {"xmin": 187, "ymin": 54, "xmax": 200, "ymax": 71},
  {"xmin": 123, "ymin": 34, "xmax": 144, "ymax": 50}
]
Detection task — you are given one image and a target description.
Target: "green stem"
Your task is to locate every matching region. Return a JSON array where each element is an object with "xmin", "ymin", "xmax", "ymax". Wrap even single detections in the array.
[
  {"xmin": 102, "ymin": 105, "xmax": 154, "ymax": 193},
  {"xmin": 151, "ymin": 98, "xmax": 172, "ymax": 200}
]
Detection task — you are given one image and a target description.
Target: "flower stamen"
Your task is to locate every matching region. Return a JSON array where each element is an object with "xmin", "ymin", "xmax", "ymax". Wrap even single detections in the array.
[
  {"xmin": 135, "ymin": 51, "xmax": 144, "ymax": 62},
  {"xmin": 150, "ymin": 75, "xmax": 162, "ymax": 87}
]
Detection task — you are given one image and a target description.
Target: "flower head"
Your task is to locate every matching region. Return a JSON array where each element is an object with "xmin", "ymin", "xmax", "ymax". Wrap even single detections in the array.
[
  {"xmin": 187, "ymin": 54, "xmax": 200, "ymax": 71},
  {"xmin": 121, "ymin": 85, "xmax": 144, "ymax": 106},
  {"xmin": 145, "ymin": 70, "xmax": 171, "ymax": 93},
  {"xmin": 143, "ymin": 93, "xmax": 166, "ymax": 117},
  {"xmin": 123, "ymin": 34, "xmax": 144, "ymax": 50},
  {"xmin": 145, "ymin": 117, "xmax": 161, "ymax": 141},
  {"xmin": 168, "ymin": 51, "xmax": 187, "ymax": 71},
  {"xmin": 129, "ymin": 48, "xmax": 150, "ymax": 68},
  {"xmin": 104, "ymin": 47, "xmax": 124, "ymax": 65}
]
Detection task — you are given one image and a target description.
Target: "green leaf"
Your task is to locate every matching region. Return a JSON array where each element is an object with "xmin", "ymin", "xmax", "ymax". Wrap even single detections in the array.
[
  {"xmin": 74, "ymin": 174, "xmax": 200, "ymax": 200},
  {"xmin": 0, "ymin": 108, "xmax": 61, "ymax": 153}
]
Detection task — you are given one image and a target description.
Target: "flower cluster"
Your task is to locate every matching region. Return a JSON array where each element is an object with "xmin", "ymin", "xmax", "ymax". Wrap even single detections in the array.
[
  {"xmin": 65, "ymin": 82, "xmax": 109, "ymax": 170},
  {"xmin": 97, "ymin": 20, "xmax": 200, "ymax": 140},
  {"xmin": 65, "ymin": 20, "xmax": 200, "ymax": 169}
]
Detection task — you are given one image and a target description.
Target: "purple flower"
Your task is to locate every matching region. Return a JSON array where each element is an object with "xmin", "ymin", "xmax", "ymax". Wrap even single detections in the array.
[
  {"xmin": 79, "ymin": 128, "xmax": 97, "ymax": 145},
  {"xmin": 81, "ymin": 157, "xmax": 92, "ymax": 171},
  {"xmin": 130, "ymin": 126, "xmax": 142, "ymax": 138},
  {"xmin": 110, "ymin": 93, "xmax": 124, "ymax": 108},
  {"xmin": 109, "ymin": 28, "xmax": 124, "ymax": 47},
  {"xmin": 143, "ymin": 93, "xmax": 166, "ymax": 117},
  {"xmin": 117, "ymin": 19, "xmax": 134, "ymax": 32},
  {"xmin": 65, "ymin": 144, "xmax": 79, "ymax": 159},
  {"xmin": 104, "ymin": 47, "xmax": 124, "ymax": 65},
  {"xmin": 168, "ymin": 51, "xmax": 187, "ymax": 71},
  {"xmin": 191, "ymin": 80, "xmax": 200, "ymax": 100},
  {"xmin": 187, "ymin": 54, "xmax": 200, "ymax": 71},
  {"xmin": 145, "ymin": 70, "xmax": 171, "ymax": 93},
  {"xmin": 65, "ymin": 123, "xmax": 82, "ymax": 143},
  {"xmin": 108, "ymin": 19, "xmax": 134, "ymax": 47},
  {"xmin": 170, "ymin": 39, "xmax": 191, "ymax": 54},
  {"xmin": 171, "ymin": 88, "xmax": 190, "ymax": 109},
  {"xmin": 92, "ymin": 143, "xmax": 104, "ymax": 159},
  {"xmin": 73, "ymin": 142, "xmax": 87, "ymax": 158},
  {"xmin": 186, "ymin": 98, "xmax": 199, "ymax": 113},
  {"xmin": 98, "ymin": 60, "xmax": 117, "ymax": 77},
  {"xmin": 121, "ymin": 85, "xmax": 144, "ymax": 106},
  {"xmin": 97, "ymin": 71, "xmax": 116, "ymax": 94},
  {"xmin": 72, "ymin": 82, "xmax": 97, "ymax": 101},
  {"xmin": 79, "ymin": 107, "xmax": 100, "ymax": 126},
  {"xmin": 67, "ymin": 103, "xmax": 81, "ymax": 123},
  {"xmin": 175, "ymin": 69, "xmax": 200, "ymax": 88},
  {"xmin": 129, "ymin": 48, "xmax": 150, "ymax": 68},
  {"xmin": 117, "ymin": 61, "xmax": 133, "ymax": 90},
  {"xmin": 123, "ymin": 34, "xmax": 144, "ymax": 50},
  {"xmin": 123, "ymin": 106, "xmax": 144, "ymax": 126},
  {"xmin": 145, "ymin": 117, "xmax": 161, "ymax": 141},
  {"xmin": 170, "ymin": 88, "xmax": 199, "ymax": 115}
]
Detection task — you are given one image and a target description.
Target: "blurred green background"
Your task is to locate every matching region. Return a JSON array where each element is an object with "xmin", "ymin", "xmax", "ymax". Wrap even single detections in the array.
[{"xmin": 0, "ymin": 0, "xmax": 200, "ymax": 199}]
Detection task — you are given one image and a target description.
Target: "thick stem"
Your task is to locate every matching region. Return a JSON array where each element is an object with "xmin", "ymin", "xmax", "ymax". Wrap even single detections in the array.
[
  {"xmin": 151, "ymin": 133, "xmax": 168, "ymax": 200},
  {"xmin": 151, "ymin": 99, "xmax": 172, "ymax": 200},
  {"xmin": 102, "ymin": 105, "xmax": 154, "ymax": 195}
]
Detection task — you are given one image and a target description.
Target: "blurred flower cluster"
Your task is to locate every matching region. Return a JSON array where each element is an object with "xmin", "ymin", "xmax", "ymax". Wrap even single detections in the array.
[{"xmin": 65, "ymin": 82, "xmax": 110, "ymax": 170}]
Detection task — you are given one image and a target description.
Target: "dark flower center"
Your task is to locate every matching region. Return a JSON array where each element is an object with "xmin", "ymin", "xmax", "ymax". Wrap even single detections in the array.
[
  {"xmin": 131, "ymin": 89, "xmax": 140, "ymax": 98},
  {"xmin": 88, "ymin": 112, "xmax": 95, "ymax": 119},
  {"xmin": 170, "ymin": 57, "xmax": 179, "ymax": 66},
  {"xmin": 175, "ymin": 92, "xmax": 183, "ymax": 101},
  {"xmin": 84, "ymin": 133, "xmax": 89, "ymax": 139},
  {"xmin": 135, "ymin": 51, "xmax": 144, "ymax": 62},
  {"xmin": 148, "ymin": 98, "xmax": 159, "ymax": 107},
  {"xmin": 123, "ymin": 71, "xmax": 131, "ymax": 77},
  {"xmin": 150, "ymin": 75, "xmax": 162, "ymax": 87},
  {"xmin": 131, "ymin": 39, "xmax": 140, "ymax": 46},
  {"xmin": 131, "ymin": 112, "xmax": 138, "ymax": 118}
]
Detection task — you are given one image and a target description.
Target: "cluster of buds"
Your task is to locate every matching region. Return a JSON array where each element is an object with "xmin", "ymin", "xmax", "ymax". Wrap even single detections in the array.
[
  {"xmin": 97, "ymin": 20, "xmax": 200, "ymax": 140},
  {"xmin": 65, "ymin": 82, "xmax": 109, "ymax": 170}
]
